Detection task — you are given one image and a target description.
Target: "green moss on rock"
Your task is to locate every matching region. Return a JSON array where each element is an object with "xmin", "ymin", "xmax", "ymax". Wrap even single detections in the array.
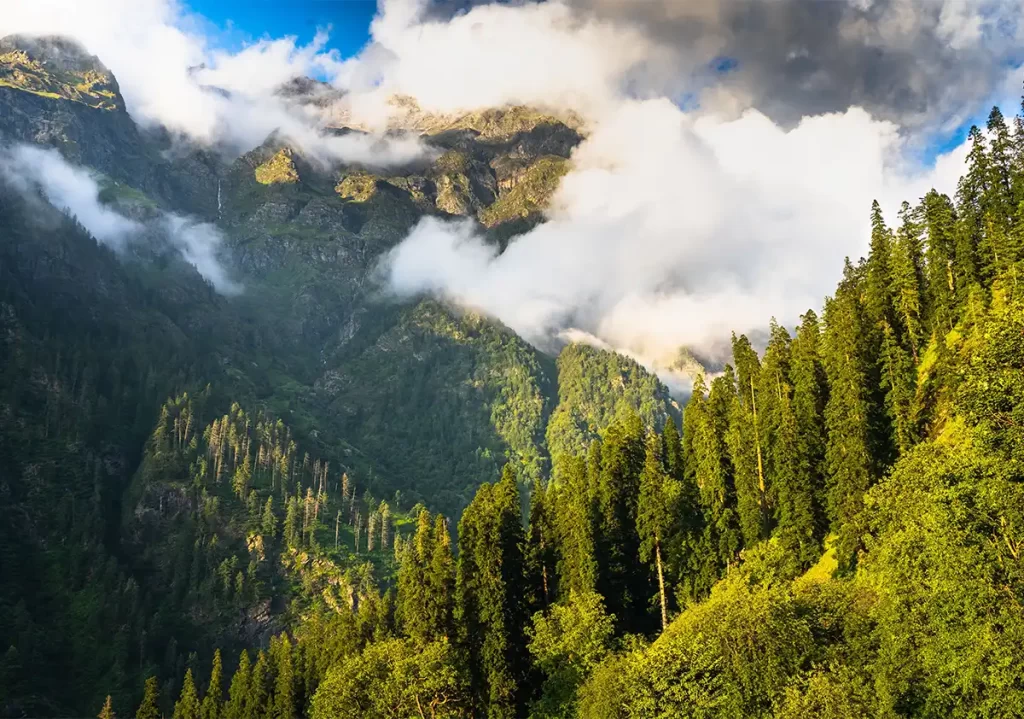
[
  {"xmin": 479, "ymin": 156, "xmax": 568, "ymax": 227},
  {"xmin": 254, "ymin": 149, "xmax": 300, "ymax": 185},
  {"xmin": 335, "ymin": 173, "xmax": 378, "ymax": 202}
]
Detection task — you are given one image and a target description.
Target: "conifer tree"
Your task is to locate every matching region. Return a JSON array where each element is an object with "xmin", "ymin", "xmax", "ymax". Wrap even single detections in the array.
[
  {"xmin": 879, "ymin": 321, "xmax": 917, "ymax": 454},
  {"xmin": 224, "ymin": 651, "xmax": 250, "ymax": 719},
  {"xmin": 99, "ymin": 695, "xmax": 116, "ymax": 719},
  {"xmin": 199, "ymin": 650, "xmax": 222, "ymax": 719},
  {"xmin": 172, "ymin": 669, "xmax": 200, "ymax": 719},
  {"xmin": 397, "ymin": 509, "xmax": 430, "ymax": 642},
  {"xmin": 271, "ymin": 637, "xmax": 295, "ymax": 719},
  {"xmin": 525, "ymin": 480, "xmax": 557, "ymax": 610},
  {"xmin": 892, "ymin": 201, "xmax": 927, "ymax": 359},
  {"xmin": 283, "ymin": 496, "xmax": 299, "ymax": 548},
  {"xmin": 866, "ymin": 201, "xmax": 897, "ymax": 329},
  {"xmin": 637, "ymin": 432, "xmax": 679, "ymax": 630},
  {"xmin": 456, "ymin": 466, "xmax": 530, "ymax": 719},
  {"xmin": 822, "ymin": 260, "xmax": 876, "ymax": 569},
  {"xmin": 956, "ymin": 126, "xmax": 988, "ymax": 293},
  {"xmin": 727, "ymin": 334, "xmax": 770, "ymax": 547},
  {"xmin": 922, "ymin": 190, "xmax": 958, "ymax": 334},
  {"xmin": 553, "ymin": 455, "xmax": 598, "ymax": 596},
  {"xmin": 426, "ymin": 515, "xmax": 456, "ymax": 641},
  {"xmin": 136, "ymin": 676, "xmax": 161, "ymax": 719},
  {"xmin": 245, "ymin": 651, "xmax": 269, "ymax": 719},
  {"xmin": 757, "ymin": 322, "xmax": 817, "ymax": 564},
  {"xmin": 662, "ymin": 415, "xmax": 684, "ymax": 482},
  {"xmin": 261, "ymin": 498, "xmax": 276, "ymax": 539},
  {"xmin": 595, "ymin": 411, "xmax": 649, "ymax": 629},
  {"xmin": 790, "ymin": 310, "xmax": 829, "ymax": 539},
  {"xmin": 987, "ymin": 106, "xmax": 1015, "ymax": 224}
]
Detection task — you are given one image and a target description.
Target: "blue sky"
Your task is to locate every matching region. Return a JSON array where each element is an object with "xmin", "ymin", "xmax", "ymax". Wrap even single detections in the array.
[{"xmin": 187, "ymin": 0, "xmax": 378, "ymax": 58}]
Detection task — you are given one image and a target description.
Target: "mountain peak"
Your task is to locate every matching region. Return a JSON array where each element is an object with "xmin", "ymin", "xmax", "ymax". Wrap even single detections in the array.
[{"xmin": 0, "ymin": 34, "xmax": 124, "ymax": 111}]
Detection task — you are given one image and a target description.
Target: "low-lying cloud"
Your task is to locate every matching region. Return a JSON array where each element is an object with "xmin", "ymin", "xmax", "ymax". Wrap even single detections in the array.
[
  {"xmin": 0, "ymin": 145, "xmax": 240, "ymax": 294},
  {"xmin": 381, "ymin": 100, "xmax": 968, "ymax": 379},
  {"xmin": 0, "ymin": 144, "xmax": 141, "ymax": 249}
]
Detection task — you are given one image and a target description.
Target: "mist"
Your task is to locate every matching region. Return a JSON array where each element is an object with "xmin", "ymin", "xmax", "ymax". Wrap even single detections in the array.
[{"xmin": 0, "ymin": 145, "xmax": 241, "ymax": 294}]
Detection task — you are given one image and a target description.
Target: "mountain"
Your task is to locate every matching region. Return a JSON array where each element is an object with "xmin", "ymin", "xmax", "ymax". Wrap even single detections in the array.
[
  {"xmin": 10, "ymin": 33, "xmax": 1023, "ymax": 719},
  {"xmin": 0, "ymin": 35, "xmax": 675, "ymax": 715}
]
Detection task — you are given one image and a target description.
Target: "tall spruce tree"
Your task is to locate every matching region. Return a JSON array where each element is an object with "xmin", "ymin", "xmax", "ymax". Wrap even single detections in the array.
[
  {"xmin": 136, "ymin": 677, "xmax": 161, "ymax": 719},
  {"xmin": 99, "ymin": 695, "xmax": 116, "ymax": 719},
  {"xmin": 892, "ymin": 201, "xmax": 927, "ymax": 359},
  {"xmin": 526, "ymin": 480, "xmax": 557, "ymax": 611},
  {"xmin": 199, "ymin": 650, "xmax": 223, "ymax": 719},
  {"xmin": 637, "ymin": 432, "xmax": 680, "ymax": 630},
  {"xmin": 271, "ymin": 636, "xmax": 295, "ymax": 719},
  {"xmin": 425, "ymin": 515, "xmax": 456, "ymax": 642},
  {"xmin": 595, "ymin": 411, "xmax": 650, "ymax": 630},
  {"xmin": 172, "ymin": 669, "xmax": 200, "ymax": 719},
  {"xmin": 728, "ymin": 335, "xmax": 770, "ymax": 547},
  {"xmin": 223, "ymin": 651, "xmax": 250, "ymax": 719},
  {"xmin": 822, "ymin": 260, "xmax": 876, "ymax": 569},
  {"xmin": 922, "ymin": 190, "xmax": 959, "ymax": 334},
  {"xmin": 790, "ymin": 310, "xmax": 829, "ymax": 541},
  {"xmin": 553, "ymin": 455, "xmax": 598, "ymax": 596},
  {"xmin": 758, "ymin": 321, "xmax": 818, "ymax": 564},
  {"xmin": 456, "ymin": 466, "xmax": 530, "ymax": 718}
]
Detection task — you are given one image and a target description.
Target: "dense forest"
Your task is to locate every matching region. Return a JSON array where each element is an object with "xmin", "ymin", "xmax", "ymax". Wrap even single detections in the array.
[
  {"xmin": 88, "ymin": 104, "xmax": 1024, "ymax": 718},
  {"xmin": 4, "ymin": 30, "xmax": 1024, "ymax": 719}
]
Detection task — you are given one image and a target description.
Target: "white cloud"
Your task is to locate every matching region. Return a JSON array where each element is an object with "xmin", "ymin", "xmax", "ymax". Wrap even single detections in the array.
[
  {"xmin": 0, "ymin": 144, "xmax": 141, "ymax": 249},
  {"xmin": 1, "ymin": 144, "xmax": 241, "ymax": 293},
  {"xmin": 0, "ymin": 0, "xmax": 429, "ymax": 165},
  {"xmin": 381, "ymin": 100, "xmax": 968, "ymax": 372}
]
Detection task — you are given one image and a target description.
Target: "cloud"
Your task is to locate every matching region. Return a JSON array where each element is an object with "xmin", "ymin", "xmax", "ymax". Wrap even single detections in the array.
[
  {"xmin": 413, "ymin": 0, "xmax": 1024, "ymax": 133},
  {"xmin": 0, "ymin": 144, "xmax": 141, "ymax": 249},
  {"xmin": 0, "ymin": 0, "xmax": 429, "ymax": 166},
  {"xmin": 381, "ymin": 99, "xmax": 968, "ymax": 375},
  {"xmin": 0, "ymin": 144, "xmax": 240, "ymax": 293},
  {"xmin": 162, "ymin": 215, "xmax": 242, "ymax": 295}
]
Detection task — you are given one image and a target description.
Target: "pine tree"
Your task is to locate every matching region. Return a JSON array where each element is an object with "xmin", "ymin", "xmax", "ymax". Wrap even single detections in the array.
[
  {"xmin": 136, "ymin": 676, "xmax": 161, "ymax": 719},
  {"xmin": 594, "ymin": 411, "xmax": 649, "ymax": 630},
  {"xmin": 553, "ymin": 455, "xmax": 598, "ymax": 596},
  {"xmin": 399, "ymin": 509, "xmax": 454, "ymax": 644},
  {"xmin": 637, "ymin": 432, "xmax": 679, "ymax": 630},
  {"xmin": 728, "ymin": 334, "xmax": 770, "ymax": 547},
  {"xmin": 988, "ymin": 106, "xmax": 1014, "ymax": 225},
  {"xmin": 880, "ymin": 320, "xmax": 917, "ymax": 453},
  {"xmin": 758, "ymin": 322, "xmax": 818, "ymax": 564},
  {"xmin": 271, "ymin": 637, "xmax": 295, "ymax": 719},
  {"xmin": 172, "ymin": 669, "xmax": 200, "ymax": 719},
  {"xmin": 456, "ymin": 465, "xmax": 529, "ymax": 719},
  {"xmin": 224, "ymin": 651, "xmax": 250, "ymax": 719},
  {"xmin": 922, "ymin": 190, "xmax": 959, "ymax": 334},
  {"xmin": 99, "ymin": 695, "xmax": 116, "ymax": 719},
  {"xmin": 866, "ymin": 200, "xmax": 897, "ymax": 329},
  {"xmin": 955, "ymin": 126, "xmax": 988, "ymax": 293},
  {"xmin": 891, "ymin": 201, "xmax": 927, "ymax": 359},
  {"xmin": 790, "ymin": 310, "xmax": 829, "ymax": 540},
  {"xmin": 283, "ymin": 496, "xmax": 299, "ymax": 548},
  {"xmin": 245, "ymin": 651, "xmax": 269, "ymax": 719},
  {"xmin": 199, "ymin": 649, "xmax": 223, "ymax": 719},
  {"xmin": 525, "ymin": 480, "xmax": 557, "ymax": 610},
  {"xmin": 822, "ymin": 260, "xmax": 876, "ymax": 569},
  {"xmin": 426, "ymin": 515, "xmax": 456, "ymax": 641},
  {"xmin": 662, "ymin": 415, "xmax": 684, "ymax": 482},
  {"xmin": 262, "ymin": 498, "xmax": 276, "ymax": 539}
]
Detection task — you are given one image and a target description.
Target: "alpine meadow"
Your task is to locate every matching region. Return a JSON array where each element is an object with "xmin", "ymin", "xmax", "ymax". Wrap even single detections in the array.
[{"xmin": 4, "ymin": 1, "xmax": 1024, "ymax": 718}]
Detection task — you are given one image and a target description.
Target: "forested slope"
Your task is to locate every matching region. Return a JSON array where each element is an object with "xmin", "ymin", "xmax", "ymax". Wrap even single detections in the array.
[{"xmin": 103, "ymin": 105, "xmax": 1024, "ymax": 719}]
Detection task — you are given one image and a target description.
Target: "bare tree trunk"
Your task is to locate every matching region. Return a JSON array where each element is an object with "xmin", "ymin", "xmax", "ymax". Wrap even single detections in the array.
[{"xmin": 656, "ymin": 541, "xmax": 668, "ymax": 631}]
